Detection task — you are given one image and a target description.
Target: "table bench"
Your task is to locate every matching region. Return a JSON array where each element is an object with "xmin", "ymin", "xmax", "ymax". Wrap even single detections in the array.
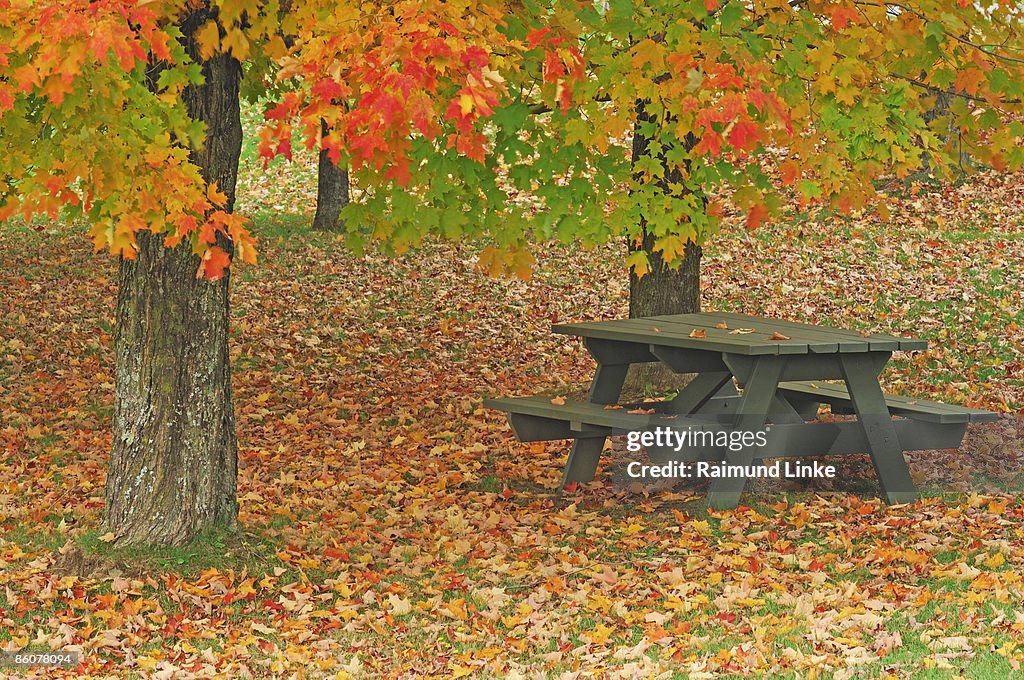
[{"xmin": 485, "ymin": 312, "xmax": 998, "ymax": 508}]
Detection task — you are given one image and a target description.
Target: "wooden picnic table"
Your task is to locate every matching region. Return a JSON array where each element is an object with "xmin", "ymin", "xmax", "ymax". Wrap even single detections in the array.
[{"xmin": 486, "ymin": 312, "xmax": 997, "ymax": 508}]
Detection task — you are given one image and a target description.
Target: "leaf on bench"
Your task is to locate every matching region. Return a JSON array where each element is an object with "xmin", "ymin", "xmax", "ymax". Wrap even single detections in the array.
[
  {"xmin": 603, "ymin": 404, "xmax": 623, "ymax": 410},
  {"xmin": 627, "ymin": 407, "xmax": 657, "ymax": 414},
  {"xmin": 715, "ymin": 322, "xmax": 729, "ymax": 329},
  {"xmin": 768, "ymin": 331, "xmax": 791, "ymax": 340},
  {"xmin": 550, "ymin": 396, "xmax": 566, "ymax": 406},
  {"xmin": 689, "ymin": 329, "xmax": 706, "ymax": 338},
  {"xmin": 729, "ymin": 328, "xmax": 755, "ymax": 334}
]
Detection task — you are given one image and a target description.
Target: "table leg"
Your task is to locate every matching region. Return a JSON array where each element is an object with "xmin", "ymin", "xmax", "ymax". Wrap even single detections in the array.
[
  {"xmin": 561, "ymin": 362, "xmax": 629, "ymax": 487},
  {"xmin": 707, "ymin": 356, "xmax": 785, "ymax": 509},
  {"xmin": 839, "ymin": 354, "xmax": 917, "ymax": 504}
]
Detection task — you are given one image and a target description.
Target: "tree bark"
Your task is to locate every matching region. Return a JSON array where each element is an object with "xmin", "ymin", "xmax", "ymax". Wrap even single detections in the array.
[
  {"xmin": 628, "ymin": 101, "xmax": 702, "ymax": 319},
  {"xmin": 104, "ymin": 6, "xmax": 242, "ymax": 547},
  {"xmin": 624, "ymin": 101, "xmax": 702, "ymax": 397},
  {"xmin": 312, "ymin": 120, "xmax": 350, "ymax": 232}
]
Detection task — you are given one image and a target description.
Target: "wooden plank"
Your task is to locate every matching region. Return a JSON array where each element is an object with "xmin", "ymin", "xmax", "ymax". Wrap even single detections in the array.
[
  {"xmin": 839, "ymin": 354, "xmax": 917, "ymax": 505},
  {"xmin": 707, "ymin": 355, "xmax": 785, "ymax": 509},
  {"xmin": 553, "ymin": 319, "xmax": 807, "ymax": 355},
  {"xmin": 778, "ymin": 381, "xmax": 999, "ymax": 423},
  {"xmin": 582, "ymin": 337, "xmax": 657, "ymax": 365},
  {"xmin": 645, "ymin": 314, "xmax": 843, "ymax": 354},
  {"xmin": 563, "ymin": 359, "xmax": 627, "ymax": 486},
  {"xmin": 704, "ymin": 311, "xmax": 927, "ymax": 352},
  {"xmin": 661, "ymin": 371, "xmax": 733, "ymax": 415},
  {"xmin": 484, "ymin": 396, "xmax": 704, "ymax": 431}
]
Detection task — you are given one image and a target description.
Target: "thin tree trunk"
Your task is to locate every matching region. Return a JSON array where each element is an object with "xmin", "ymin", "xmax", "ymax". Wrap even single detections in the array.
[
  {"xmin": 624, "ymin": 101, "xmax": 702, "ymax": 397},
  {"xmin": 104, "ymin": 6, "xmax": 242, "ymax": 547},
  {"xmin": 313, "ymin": 120, "xmax": 349, "ymax": 232}
]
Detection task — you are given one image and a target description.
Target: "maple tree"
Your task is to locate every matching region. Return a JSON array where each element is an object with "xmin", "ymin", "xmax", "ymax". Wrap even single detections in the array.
[
  {"xmin": 261, "ymin": 0, "xmax": 1024, "ymax": 315},
  {"xmin": 0, "ymin": 0, "xmax": 530, "ymax": 546},
  {"xmin": 3, "ymin": 0, "xmax": 1024, "ymax": 548}
]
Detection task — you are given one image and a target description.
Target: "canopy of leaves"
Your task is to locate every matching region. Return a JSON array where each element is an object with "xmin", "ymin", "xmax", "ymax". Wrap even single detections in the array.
[{"xmin": 2, "ymin": 0, "xmax": 1024, "ymax": 277}]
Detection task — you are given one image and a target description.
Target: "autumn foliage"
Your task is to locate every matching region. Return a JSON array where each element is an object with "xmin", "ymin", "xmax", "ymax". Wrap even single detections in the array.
[{"xmin": 3, "ymin": 1, "xmax": 1022, "ymax": 279}]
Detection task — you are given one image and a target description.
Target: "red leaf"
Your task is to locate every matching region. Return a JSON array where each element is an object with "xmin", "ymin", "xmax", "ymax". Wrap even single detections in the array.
[
  {"xmin": 829, "ymin": 4, "xmax": 859, "ymax": 30},
  {"xmin": 728, "ymin": 120, "xmax": 761, "ymax": 153}
]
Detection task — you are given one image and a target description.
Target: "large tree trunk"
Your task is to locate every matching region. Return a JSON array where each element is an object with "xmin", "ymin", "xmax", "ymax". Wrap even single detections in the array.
[
  {"xmin": 624, "ymin": 102, "xmax": 702, "ymax": 396},
  {"xmin": 312, "ymin": 120, "xmax": 349, "ymax": 232},
  {"xmin": 104, "ymin": 7, "xmax": 242, "ymax": 547}
]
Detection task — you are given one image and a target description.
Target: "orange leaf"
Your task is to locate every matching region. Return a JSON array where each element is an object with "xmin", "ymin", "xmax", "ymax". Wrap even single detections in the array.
[
  {"xmin": 768, "ymin": 332, "xmax": 791, "ymax": 340},
  {"xmin": 954, "ymin": 67, "xmax": 985, "ymax": 97},
  {"xmin": 745, "ymin": 203, "xmax": 769, "ymax": 230},
  {"xmin": 689, "ymin": 329, "xmax": 706, "ymax": 338},
  {"xmin": 198, "ymin": 246, "xmax": 231, "ymax": 280},
  {"xmin": 550, "ymin": 396, "xmax": 566, "ymax": 406},
  {"xmin": 714, "ymin": 322, "xmax": 729, "ymax": 329},
  {"xmin": 829, "ymin": 4, "xmax": 859, "ymax": 30}
]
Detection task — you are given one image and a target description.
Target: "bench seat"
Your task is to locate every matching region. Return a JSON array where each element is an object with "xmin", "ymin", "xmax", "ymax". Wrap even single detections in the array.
[
  {"xmin": 482, "ymin": 396, "xmax": 721, "ymax": 442},
  {"xmin": 777, "ymin": 381, "xmax": 999, "ymax": 424}
]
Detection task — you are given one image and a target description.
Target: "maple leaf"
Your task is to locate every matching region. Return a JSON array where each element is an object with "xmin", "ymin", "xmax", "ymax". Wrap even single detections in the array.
[
  {"xmin": 728, "ymin": 120, "xmax": 761, "ymax": 153},
  {"xmin": 954, "ymin": 67, "xmax": 986, "ymax": 97},
  {"xmin": 196, "ymin": 20, "xmax": 221, "ymax": 61},
  {"xmin": 198, "ymin": 246, "xmax": 231, "ymax": 280},
  {"xmin": 745, "ymin": 203, "xmax": 770, "ymax": 230},
  {"xmin": 829, "ymin": 4, "xmax": 860, "ymax": 30}
]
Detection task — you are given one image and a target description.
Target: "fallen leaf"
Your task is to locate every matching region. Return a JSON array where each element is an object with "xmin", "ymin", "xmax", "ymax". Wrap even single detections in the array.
[
  {"xmin": 689, "ymin": 329, "xmax": 706, "ymax": 338},
  {"xmin": 768, "ymin": 332, "xmax": 791, "ymax": 340},
  {"xmin": 550, "ymin": 396, "xmax": 566, "ymax": 406},
  {"xmin": 715, "ymin": 322, "xmax": 729, "ymax": 329},
  {"xmin": 729, "ymin": 328, "xmax": 756, "ymax": 334}
]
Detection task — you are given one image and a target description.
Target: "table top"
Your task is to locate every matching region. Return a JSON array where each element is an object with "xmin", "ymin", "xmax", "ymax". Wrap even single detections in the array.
[{"xmin": 553, "ymin": 311, "xmax": 928, "ymax": 356}]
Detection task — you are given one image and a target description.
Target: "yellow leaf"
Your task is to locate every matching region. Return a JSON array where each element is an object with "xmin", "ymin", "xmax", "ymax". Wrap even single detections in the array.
[
  {"xmin": 196, "ymin": 20, "xmax": 221, "ymax": 61},
  {"xmin": 98, "ymin": 532, "xmax": 117, "ymax": 543},
  {"xmin": 137, "ymin": 657, "xmax": 158, "ymax": 671},
  {"xmin": 985, "ymin": 552, "xmax": 1005, "ymax": 568},
  {"xmin": 625, "ymin": 250, "xmax": 650, "ymax": 278},
  {"xmin": 221, "ymin": 28, "xmax": 250, "ymax": 61},
  {"xmin": 207, "ymin": 181, "xmax": 228, "ymax": 207}
]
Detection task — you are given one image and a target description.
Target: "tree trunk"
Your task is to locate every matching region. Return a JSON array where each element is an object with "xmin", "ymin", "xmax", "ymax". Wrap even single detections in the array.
[
  {"xmin": 628, "ymin": 100, "xmax": 702, "ymax": 319},
  {"xmin": 312, "ymin": 120, "xmax": 349, "ymax": 232},
  {"xmin": 628, "ymin": 233, "xmax": 701, "ymax": 318},
  {"xmin": 104, "ymin": 7, "xmax": 242, "ymax": 547},
  {"xmin": 624, "ymin": 102, "xmax": 702, "ymax": 397}
]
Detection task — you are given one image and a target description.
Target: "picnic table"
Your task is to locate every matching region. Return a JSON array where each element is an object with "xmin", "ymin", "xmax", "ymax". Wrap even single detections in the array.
[{"xmin": 485, "ymin": 312, "xmax": 997, "ymax": 508}]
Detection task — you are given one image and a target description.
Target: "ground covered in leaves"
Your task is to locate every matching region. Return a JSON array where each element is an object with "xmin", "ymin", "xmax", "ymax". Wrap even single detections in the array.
[{"xmin": 1, "ymin": 155, "xmax": 1023, "ymax": 678}]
